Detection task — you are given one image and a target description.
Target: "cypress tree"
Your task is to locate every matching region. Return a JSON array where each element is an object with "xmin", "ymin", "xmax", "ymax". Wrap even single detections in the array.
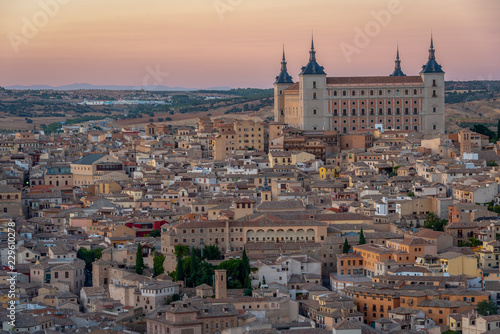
[
  {"xmin": 359, "ymin": 228, "xmax": 366, "ymax": 245},
  {"xmin": 176, "ymin": 256, "xmax": 184, "ymax": 282},
  {"xmin": 135, "ymin": 243, "xmax": 144, "ymax": 275},
  {"xmin": 342, "ymin": 238, "xmax": 350, "ymax": 253},
  {"xmin": 497, "ymin": 119, "xmax": 500, "ymax": 141}
]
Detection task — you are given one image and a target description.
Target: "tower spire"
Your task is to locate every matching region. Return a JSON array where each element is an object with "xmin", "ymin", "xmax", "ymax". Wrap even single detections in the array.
[
  {"xmin": 275, "ymin": 45, "xmax": 293, "ymax": 84},
  {"xmin": 390, "ymin": 42, "xmax": 405, "ymax": 76},
  {"xmin": 420, "ymin": 32, "xmax": 444, "ymax": 73},
  {"xmin": 428, "ymin": 32, "xmax": 436, "ymax": 60},
  {"xmin": 309, "ymin": 33, "xmax": 316, "ymax": 62}
]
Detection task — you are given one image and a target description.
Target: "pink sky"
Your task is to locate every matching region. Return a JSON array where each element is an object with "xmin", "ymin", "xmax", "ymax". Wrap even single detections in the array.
[{"xmin": 0, "ymin": 0, "xmax": 499, "ymax": 88}]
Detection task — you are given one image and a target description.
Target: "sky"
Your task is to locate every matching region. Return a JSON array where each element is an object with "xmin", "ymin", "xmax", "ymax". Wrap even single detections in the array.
[{"xmin": 0, "ymin": 0, "xmax": 499, "ymax": 89}]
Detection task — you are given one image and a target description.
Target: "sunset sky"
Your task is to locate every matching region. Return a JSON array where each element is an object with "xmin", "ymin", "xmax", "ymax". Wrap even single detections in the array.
[{"xmin": 0, "ymin": 0, "xmax": 499, "ymax": 88}]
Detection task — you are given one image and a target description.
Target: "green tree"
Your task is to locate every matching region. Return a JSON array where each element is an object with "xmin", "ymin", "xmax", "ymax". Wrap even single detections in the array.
[
  {"xmin": 135, "ymin": 243, "xmax": 144, "ymax": 275},
  {"xmin": 458, "ymin": 237, "xmax": 482, "ymax": 247},
  {"xmin": 188, "ymin": 251, "xmax": 202, "ymax": 287},
  {"xmin": 176, "ymin": 256, "xmax": 185, "ymax": 282},
  {"xmin": 471, "ymin": 123, "xmax": 497, "ymax": 142},
  {"xmin": 195, "ymin": 261, "xmax": 215, "ymax": 286},
  {"xmin": 241, "ymin": 248, "xmax": 250, "ymax": 278},
  {"xmin": 174, "ymin": 245, "xmax": 190, "ymax": 259},
  {"xmin": 476, "ymin": 300, "xmax": 498, "ymax": 316},
  {"xmin": 342, "ymin": 238, "xmax": 350, "ymax": 253},
  {"xmin": 487, "ymin": 160, "xmax": 499, "ymax": 167},
  {"xmin": 497, "ymin": 119, "xmax": 500, "ymax": 141},
  {"xmin": 153, "ymin": 253, "xmax": 165, "ymax": 277},
  {"xmin": 359, "ymin": 228, "xmax": 366, "ymax": 245},
  {"xmin": 203, "ymin": 245, "xmax": 221, "ymax": 260},
  {"xmin": 408, "ymin": 191, "xmax": 415, "ymax": 197},
  {"xmin": 149, "ymin": 229, "xmax": 161, "ymax": 237},
  {"xmin": 77, "ymin": 247, "xmax": 104, "ymax": 272},
  {"xmin": 424, "ymin": 212, "xmax": 447, "ymax": 232}
]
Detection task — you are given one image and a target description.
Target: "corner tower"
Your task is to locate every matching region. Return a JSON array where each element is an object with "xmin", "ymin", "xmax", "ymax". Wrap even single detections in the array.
[
  {"xmin": 420, "ymin": 34, "xmax": 445, "ymax": 134},
  {"xmin": 299, "ymin": 35, "xmax": 327, "ymax": 130},
  {"xmin": 274, "ymin": 46, "xmax": 294, "ymax": 123}
]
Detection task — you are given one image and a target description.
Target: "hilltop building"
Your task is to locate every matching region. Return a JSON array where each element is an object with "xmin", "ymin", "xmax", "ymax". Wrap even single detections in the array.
[{"xmin": 274, "ymin": 35, "xmax": 445, "ymax": 134}]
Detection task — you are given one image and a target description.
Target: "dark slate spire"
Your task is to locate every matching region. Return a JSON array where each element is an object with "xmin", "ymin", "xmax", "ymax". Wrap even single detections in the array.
[
  {"xmin": 275, "ymin": 45, "xmax": 293, "ymax": 84},
  {"xmin": 420, "ymin": 33, "xmax": 444, "ymax": 73},
  {"xmin": 309, "ymin": 34, "xmax": 316, "ymax": 61},
  {"xmin": 300, "ymin": 34, "xmax": 326, "ymax": 75},
  {"xmin": 390, "ymin": 43, "xmax": 406, "ymax": 76}
]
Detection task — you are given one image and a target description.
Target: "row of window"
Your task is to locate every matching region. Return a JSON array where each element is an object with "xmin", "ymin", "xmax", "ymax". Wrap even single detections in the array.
[
  {"xmin": 333, "ymin": 118, "xmax": 419, "ymax": 124},
  {"xmin": 332, "ymin": 107, "xmax": 421, "ymax": 116},
  {"xmin": 334, "ymin": 100, "xmax": 418, "ymax": 106},
  {"xmin": 330, "ymin": 89, "xmax": 422, "ymax": 97}
]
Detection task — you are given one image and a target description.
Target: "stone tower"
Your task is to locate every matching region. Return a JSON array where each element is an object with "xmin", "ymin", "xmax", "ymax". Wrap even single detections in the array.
[
  {"xmin": 299, "ymin": 35, "xmax": 327, "ymax": 131},
  {"xmin": 274, "ymin": 46, "xmax": 294, "ymax": 123},
  {"xmin": 214, "ymin": 269, "xmax": 227, "ymax": 299},
  {"xmin": 260, "ymin": 177, "xmax": 272, "ymax": 202},
  {"xmin": 420, "ymin": 34, "xmax": 445, "ymax": 134},
  {"xmin": 459, "ymin": 129, "xmax": 472, "ymax": 156}
]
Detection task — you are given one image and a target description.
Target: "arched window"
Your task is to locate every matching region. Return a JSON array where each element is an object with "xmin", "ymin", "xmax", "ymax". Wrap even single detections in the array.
[
  {"xmin": 405, "ymin": 89, "xmax": 409, "ymax": 95},
  {"xmin": 361, "ymin": 90, "xmax": 365, "ymax": 95},
  {"xmin": 370, "ymin": 90, "xmax": 374, "ymax": 96},
  {"xmin": 378, "ymin": 90, "xmax": 383, "ymax": 96},
  {"xmin": 342, "ymin": 91, "xmax": 347, "ymax": 96},
  {"xmin": 333, "ymin": 91, "xmax": 337, "ymax": 96},
  {"xmin": 352, "ymin": 90, "xmax": 356, "ymax": 96}
]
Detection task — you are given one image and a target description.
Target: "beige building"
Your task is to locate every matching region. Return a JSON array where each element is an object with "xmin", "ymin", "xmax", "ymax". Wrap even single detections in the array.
[
  {"xmin": 0, "ymin": 185, "xmax": 22, "ymax": 216},
  {"xmin": 70, "ymin": 154, "xmax": 125, "ymax": 186},
  {"xmin": 30, "ymin": 258, "xmax": 86, "ymax": 294},
  {"xmin": 211, "ymin": 120, "xmax": 265, "ymax": 160},
  {"xmin": 146, "ymin": 300, "xmax": 238, "ymax": 334},
  {"xmin": 462, "ymin": 313, "xmax": 500, "ymax": 334},
  {"xmin": 274, "ymin": 36, "xmax": 445, "ymax": 134}
]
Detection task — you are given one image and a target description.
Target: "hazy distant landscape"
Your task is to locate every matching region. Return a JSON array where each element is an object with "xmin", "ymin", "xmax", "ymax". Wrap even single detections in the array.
[{"xmin": 0, "ymin": 80, "xmax": 498, "ymax": 133}]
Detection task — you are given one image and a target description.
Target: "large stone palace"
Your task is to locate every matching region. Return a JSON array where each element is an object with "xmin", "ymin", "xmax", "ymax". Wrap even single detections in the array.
[{"xmin": 274, "ymin": 35, "xmax": 445, "ymax": 134}]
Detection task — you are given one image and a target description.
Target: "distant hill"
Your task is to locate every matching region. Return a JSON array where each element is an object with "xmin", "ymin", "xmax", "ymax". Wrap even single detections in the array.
[{"xmin": 5, "ymin": 83, "xmax": 233, "ymax": 91}]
